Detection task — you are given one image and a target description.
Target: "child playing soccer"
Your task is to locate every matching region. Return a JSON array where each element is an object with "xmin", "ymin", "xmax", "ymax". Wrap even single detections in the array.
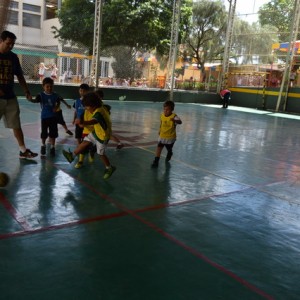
[
  {"xmin": 151, "ymin": 100, "xmax": 182, "ymax": 168},
  {"xmin": 72, "ymin": 83, "xmax": 93, "ymax": 168},
  {"xmin": 94, "ymin": 89, "xmax": 124, "ymax": 149},
  {"xmin": 73, "ymin": 83, "xmax": 90, "ymax": 145},
  {"xmin": 62, "ymin": 92, "xmax": 116, "ymax": 180},
  {"xmin": 29, "ymin": 77, "xmax": 61, "ymax": 157},
  {"xmin": 74, "ymin": 107, "xmax": 95, "ymax": 169},
  {"xmin": 55, "ymin": 99, "xmax": 73, "ymax": 136}
]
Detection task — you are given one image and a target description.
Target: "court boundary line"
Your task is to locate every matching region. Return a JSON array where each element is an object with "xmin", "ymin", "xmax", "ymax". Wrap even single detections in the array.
[{"xmin": 0, "ymin": 161, "xmax": 274, "ymax": 299}]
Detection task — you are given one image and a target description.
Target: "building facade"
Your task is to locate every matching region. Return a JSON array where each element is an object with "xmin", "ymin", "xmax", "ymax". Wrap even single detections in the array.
[{"xmin": 5, "ymin": 0, "xmax": 113, "ymax": 82}]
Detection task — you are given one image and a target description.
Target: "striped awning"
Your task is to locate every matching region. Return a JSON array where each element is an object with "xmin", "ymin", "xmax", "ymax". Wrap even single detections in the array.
[
  {"xmin": 13, "ymin": 49, "xmax": 57, "ymax": 58},
  {"xmin": 57, "ymin": 52, "xmax": 92, "ymax": 60}
]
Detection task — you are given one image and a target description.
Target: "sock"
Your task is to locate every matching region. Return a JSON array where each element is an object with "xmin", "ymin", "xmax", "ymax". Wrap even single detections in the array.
[{"xmin": 20, "ymin": 146, "xmax": 26, "ymax": 153}]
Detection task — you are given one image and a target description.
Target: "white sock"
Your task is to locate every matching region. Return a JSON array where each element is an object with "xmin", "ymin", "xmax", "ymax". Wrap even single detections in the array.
[{"xmin": 20, "ymin": 146, "xmax": 26, "ymax": 153}]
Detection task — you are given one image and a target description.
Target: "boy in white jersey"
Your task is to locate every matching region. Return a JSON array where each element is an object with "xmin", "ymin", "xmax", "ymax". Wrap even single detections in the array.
[{"xmin": 151, "ymin": 100, "xmax": 182, "ymax": 168}]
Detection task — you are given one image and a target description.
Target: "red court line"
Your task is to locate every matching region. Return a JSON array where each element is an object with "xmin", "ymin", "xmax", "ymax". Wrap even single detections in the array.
[
  {"xmin": 0, "ymin": 210, "xmax": 127, "ymax": 240},
  {"xmin": 0, "ymin": 161, "xmax": 274, "ymax": 299},
  {"xmin": 0, "ymin": 192, "xmax": 32, "ymax": 231},
  {"xmin": 51, "ymin": 166, "xmax": 274, "ymax": 299}
]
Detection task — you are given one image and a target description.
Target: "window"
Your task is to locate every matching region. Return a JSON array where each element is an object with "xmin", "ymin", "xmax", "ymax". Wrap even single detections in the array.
[
  {"xmin": 8, "ymin": 11, "xmax": 18, "ymax": 25},
  {"xmin": 101, "ymin": 61, "xmax": 109, "ymax": 77},
  {"xmin": 23, "ymin": 13, "xmax": 40, "ymax": 28},
  {"xmin": 23, "ymin": 4, "xmax": 41, "ymax": 13},
  {"xmin": 9, "ymin": 1, "xmax": 19, "ymax": 9}
]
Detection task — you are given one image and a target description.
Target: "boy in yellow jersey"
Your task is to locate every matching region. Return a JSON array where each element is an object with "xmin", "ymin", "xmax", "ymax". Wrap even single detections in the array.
[
  {"xmin": 74, "ymin": 108, "xmax": 94, "ymax": 168},
  {"xmin": 151, "ymin": 100, "xmax": 182, "ymax": 168},
  {"xmin": 94, "ymin": 89, "xmax": 124, "ymax": 149},
  {"xmin": 62, "ymin": 92, "xmax": 116, "ymax": 179}
]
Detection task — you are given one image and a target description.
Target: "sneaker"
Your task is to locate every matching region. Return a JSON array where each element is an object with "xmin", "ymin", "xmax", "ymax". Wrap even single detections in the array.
[
  {"xmin": 103, "ymin": 166, "xmax": 116, "ymax": 179},
  {"xmin": 116, "ymin": 143, "xmax": 124, "ymax": 150},
  {"xmin": 19, "ymin": 149, "xmax": 38, "ymax": 159},
  {"xmin": 151, "ymin": 157, "xmax": 159, "ymax": 168},
  {"xmin": 75, "ymin": 161, "xmax": 83, "ymax": 169},
  {"xmin": 40, "ymin": 145, "xmax": 46, "ymax": 156},
  {"xmin": 66, "ymin": 130, "xmax": 73, "ymax": 136},
  {"xmin": 62, "ymin": 149, "xmax": 74, "ymax": 163},
  {"xmin": 50, "ymin": 147, "xmax": 55, "ymax": 157},
  {"xmin": 151, "ymin": 161, "xmax": 159, "ymax": 168},
  {"xmin": 88, "ymin": 153, "xmax": 94, "ymax": 163}
]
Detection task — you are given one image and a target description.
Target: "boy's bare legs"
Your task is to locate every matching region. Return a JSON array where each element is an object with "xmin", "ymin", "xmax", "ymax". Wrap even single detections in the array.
[
  {"xmin": 61, "ymin": 124, "xmax": 73, "ymax": 136},
  {"xmin": 151, "ymin": 145, "xmax": 163, "ymax": 168},
  {"xmin": 111, "ymin": 134, "xmax": 124, "ymax": 149},
  {"xmin": 49, "ymin": 137, "xmax": 56, "ymax": 156},
  {"xmin": 100, "ymin": 154, "xmax": 116, "ymax": 179},
  {"xmin": 74, "ymin": 141, "xmax": 91, "ymax": 155},
  {"xmin": 99, "ymin": 154, "xmax": 110, "ymax": 168}
]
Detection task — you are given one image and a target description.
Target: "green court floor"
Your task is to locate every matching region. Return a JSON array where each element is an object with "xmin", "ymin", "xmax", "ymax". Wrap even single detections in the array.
[{"xmin": 0, "ymin": 99, "xmax": 300, "ymax": 299}]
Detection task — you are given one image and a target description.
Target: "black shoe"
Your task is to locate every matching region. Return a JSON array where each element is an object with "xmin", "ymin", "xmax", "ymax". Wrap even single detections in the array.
[
  {"xmin": 151, "ymin": 161, "xmax": 159, "ymax": 168},
  {"xmin": 19, "ymin": 149, "xmax": 38, "ymax": 159},
  {"xmin": 66, "ymin": 130, "xmax": 73, "ymax": 136},
  {"xmin": 40, "ymin": 145, "xmax": 46, "ymax": 156},
  {"xmin": 151, "ymin": 157, "xmax": 159, "ymax": 168},
  {"xmin": 166, "ymin": 151, "xmax": 173, "ymax": 162}
]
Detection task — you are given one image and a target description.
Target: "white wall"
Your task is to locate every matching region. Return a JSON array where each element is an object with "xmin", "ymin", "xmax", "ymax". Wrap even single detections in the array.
[{"xmin": 41, "ymin": 18, "xmax": 60, "ymax": 48}]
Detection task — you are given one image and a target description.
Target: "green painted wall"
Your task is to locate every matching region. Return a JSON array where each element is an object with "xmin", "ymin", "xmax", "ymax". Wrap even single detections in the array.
[{"xmin": 15, "ymin": 83, "xmax": 300, "ymax": 113}]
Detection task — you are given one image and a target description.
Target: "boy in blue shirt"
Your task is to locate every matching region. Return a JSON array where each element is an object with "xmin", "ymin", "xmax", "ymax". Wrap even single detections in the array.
[{"xmin": 29, "ymin": 77, "xmax": 62, "ymax": 157}]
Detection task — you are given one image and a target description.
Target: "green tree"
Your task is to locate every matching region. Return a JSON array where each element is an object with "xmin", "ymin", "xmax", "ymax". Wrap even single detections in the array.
[
  {"xmin": 231, "ymin": 20, "xmax": 278, "ymax": 65},
  {"xmin": 54, "ymin": 0, "xmax": 192, "ymax": 56},
  {"xmin": 182, "ymin": 0, "xmax": 227, "ymax": 76},
  {"xmin": 258, "ymin": 0, "xmax": 294, "ymax": 42},
  {"xmin": 54, "ymin": 0, "xmax": 192, "ymax": 79}
]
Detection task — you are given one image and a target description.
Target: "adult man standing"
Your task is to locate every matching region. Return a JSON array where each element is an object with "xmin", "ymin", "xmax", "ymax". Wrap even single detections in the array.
[{"xmin": 0, "ymin": 30, "xmax": 37, "ymax": 158}]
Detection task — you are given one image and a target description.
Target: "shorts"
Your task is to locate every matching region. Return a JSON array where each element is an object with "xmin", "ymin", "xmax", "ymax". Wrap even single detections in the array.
[
  {"xmin": 83, "ymin": 133, "xmax": 108, "ymax": 155},
  {"xmin": 0, "ymin": 97, "xmax": 21, "ymax": 129},
  {"xmin": 41, "ymin": 117, "xmax": 58, "ymax": 139},
  {"xmin": 157, "ymin": 137, "xmax": 176, "ymax": 151},
  {"xmin": 55, "ymin": 110, "xmax": 66, "ymax": 126},
  {"xmin": 75, "ymin": 124, "xmax": 83, "ymax": 139}
]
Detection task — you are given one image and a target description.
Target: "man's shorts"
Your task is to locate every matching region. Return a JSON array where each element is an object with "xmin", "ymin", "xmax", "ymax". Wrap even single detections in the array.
[
  {"xmin": 83, "ymin": 133, "xmax": 108, "ymax": 155},
  {"xmin": 0, "ymin": 97, "xmax": 21, "ymax": 129}
]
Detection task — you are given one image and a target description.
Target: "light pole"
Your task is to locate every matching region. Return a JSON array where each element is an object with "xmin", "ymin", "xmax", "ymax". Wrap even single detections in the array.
[
  {"xmin": 89, "ymin": 0, "xmax": 104, "ymax": 88},
  {"xmin": 165, "ymin": 0, "xmax": 181, "ymax": 101}
]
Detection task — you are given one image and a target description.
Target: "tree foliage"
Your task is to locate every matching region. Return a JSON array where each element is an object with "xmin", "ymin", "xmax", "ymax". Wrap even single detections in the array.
[
  {"xmin": 258, "ymin": 0, "xmax": 294, "ymax": 42},
  {"xmin": 54, "ymin": 0, "xmax": 192, "ymax": 56},
  {"xmin": 231, "ymin": 20, "xmax": 278, "ymax": 65},
  {"xmin": 182, "ymin": 0, "xmax": 227, "ymax": 72}
]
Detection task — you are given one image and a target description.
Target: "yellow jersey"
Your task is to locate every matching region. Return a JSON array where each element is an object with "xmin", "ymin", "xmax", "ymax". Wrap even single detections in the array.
[
  {"xmin": 159, "ymin": 112, "xmax": 178, "ymax": 139},
  {"xmin": 91, "ymin": 106, "xmax": 112, "ymax": 143}
]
